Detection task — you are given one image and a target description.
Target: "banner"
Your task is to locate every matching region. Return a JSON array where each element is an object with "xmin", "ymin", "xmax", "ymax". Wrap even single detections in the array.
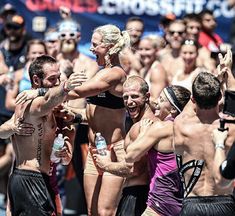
[{"xmin": 0, "ymin": 0, "xmax": 234, "ymax": 56}]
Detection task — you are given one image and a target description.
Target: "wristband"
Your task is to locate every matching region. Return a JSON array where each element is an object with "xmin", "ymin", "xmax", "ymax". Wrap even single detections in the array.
[
  {"xmin": 73, "ymin": 113, "xmax": 83, "ymax": 125},
  {"xmin": 215, "ymin": 143, "xmax": 225, "ymax": 150},
  {"xmin": 38, "ymin": 88, "xmax": 48, "ymax": 96}
]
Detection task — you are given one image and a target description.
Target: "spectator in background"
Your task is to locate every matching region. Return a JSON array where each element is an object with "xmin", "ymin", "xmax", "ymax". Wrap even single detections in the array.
[
  {"xmin": 183, "ymin": 13, "xmax": 216, "ymax": 72},
  {"xmin": 44, "ymin": 27, "xmax": 60, "ymax": 58},
  {"xmin": 5, "ymin": 39, "xmax": 47, "ymax": 111},
  {"xmin": 171, "ymin": 39, "xmax": 206, "ymax": 92},
  {"xmin": 120, "ymin": 17, "xmax": 144, "ymax": 74},
  {"xmin": 136, "ymin": 36, "xmax": 168, "ymax": 99},
  {"xmin": 198, "ymin": 9, "xmax": 223, "ymax": 52},
  {"xmin": 158, "ymin": 13, "xmax": 176, "ymax": 38},
  {"xmin": 0, "ymin": 3, "xmax": 16, "ymax": 43},
  {"xmin": 160, "ymin": 20, "xmax": 186, "ymax": 83}
]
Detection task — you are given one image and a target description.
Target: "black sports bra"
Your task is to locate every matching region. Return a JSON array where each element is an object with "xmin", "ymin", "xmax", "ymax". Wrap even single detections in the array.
[{"xmin": 87, "ymin": 91, "xmax": 124, "ymax": 109}]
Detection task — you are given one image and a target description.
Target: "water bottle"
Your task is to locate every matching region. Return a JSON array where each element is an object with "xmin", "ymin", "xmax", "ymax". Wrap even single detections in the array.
[
  {"xmin": 50, "ymin": 133, "xmax": 64, "ymax": 163},
  {"xmin": 95, "ymin": 132, "xmax": 107, "ymax": 156}
]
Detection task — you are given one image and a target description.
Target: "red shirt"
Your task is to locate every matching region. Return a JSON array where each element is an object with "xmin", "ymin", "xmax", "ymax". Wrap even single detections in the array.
[{"xmin": 198, "ymin": 31, "xmax": 223, "ymax": 52}]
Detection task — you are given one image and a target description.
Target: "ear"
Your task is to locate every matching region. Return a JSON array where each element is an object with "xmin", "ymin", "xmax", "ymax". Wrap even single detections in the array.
[
  {"xmin": 170, "ymin": 107, "xmax": 178, "ymax": 116},
  {"xmin": 107, "ymin": 43, "xmax": 114, "ymax": 49},
  {"xmin": 32, "ymin": 75, "xmax": 41, "ymax": 88},
  {"xmin": 191, "ymin": 96, "xmax": 196, "ymax": 104},
  {"xmin": 76, "ymin": 32, "xmax": 81, "ymax": 42},
  {"xmin": 145, "ymin": 92, "xmax": 150, "ymax": 102}
]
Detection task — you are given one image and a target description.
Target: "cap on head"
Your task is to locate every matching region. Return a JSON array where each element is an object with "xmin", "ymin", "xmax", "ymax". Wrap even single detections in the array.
[
  {"xmin": 5, "ymin": 14, "xmax": 25, "ymax": 28},
  {"xmin": 0, "ymin": 3, "xmax": 16, "ymax": 18}
]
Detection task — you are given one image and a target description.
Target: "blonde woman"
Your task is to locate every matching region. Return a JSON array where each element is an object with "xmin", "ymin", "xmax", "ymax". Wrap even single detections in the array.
[{"xmin": 67, "ymin": 24, "xmax": 130, "ymax": 216}]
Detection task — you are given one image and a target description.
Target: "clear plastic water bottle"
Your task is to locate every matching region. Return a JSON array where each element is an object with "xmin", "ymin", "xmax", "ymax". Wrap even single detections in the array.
[
  {"xmin": 50, "ymin": 133, "xmax": 64, "ymax": 163},
  {"xmin": 95, "ymin": 132, "xmax": 107, "ymax": 156}
]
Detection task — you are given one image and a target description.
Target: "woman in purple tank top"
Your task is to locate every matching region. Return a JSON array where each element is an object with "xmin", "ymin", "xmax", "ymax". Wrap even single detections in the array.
[{"xmin": 125, "ymin": 85, "xmax": 191, "ymax": 216}]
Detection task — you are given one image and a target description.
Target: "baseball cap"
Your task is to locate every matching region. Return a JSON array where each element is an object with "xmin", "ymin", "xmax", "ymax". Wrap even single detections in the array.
[
  {"xmin": 0, "ymin": 3, "xmax": 16, "ymax": 18},
  {"xmin": 5, "ymin": 14, "xmax": 25, "ymax": 29}
]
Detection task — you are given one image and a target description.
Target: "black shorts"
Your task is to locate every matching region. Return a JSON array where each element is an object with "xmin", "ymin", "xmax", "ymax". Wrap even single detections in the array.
[
  {"xmin": 116, "ymin": 185, "xmax": 149, "ymax": 216},
  {"xmin": 8, "ymin": 169, "xmax": 56, "ymax": 216},
  {"xmin": 180, "ymin": 195, "xmax": 235, "ymax": 216}
]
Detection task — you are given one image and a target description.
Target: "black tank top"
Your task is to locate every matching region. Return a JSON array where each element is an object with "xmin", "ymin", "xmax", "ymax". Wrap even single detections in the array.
[{"xmin": 87, "ymin": 91, "xmax": 124, "ymax": 109}]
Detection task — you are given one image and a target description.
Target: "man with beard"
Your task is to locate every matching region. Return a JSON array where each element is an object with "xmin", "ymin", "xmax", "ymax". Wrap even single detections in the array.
[
  {"xmin": 94, "ymin": 76, "xmax": 156, "ymax": 216},
  {"xmin": 56, "ymin": 18, "xmax": 98, "ymax": 215},
  {"xmin": 8, "ymin": 55, "xmax": 76, "ymax": 216}
]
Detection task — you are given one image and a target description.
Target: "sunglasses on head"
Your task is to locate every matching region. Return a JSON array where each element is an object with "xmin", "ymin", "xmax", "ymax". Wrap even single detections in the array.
[
  {"xmin": 5, "ymin": 24, "xmax": 22, "ymax": 31},
  {"xmin": 169, "ymin": 30, "xmax": 184, "ymax": 36},
  {"xmin": 183, "ymin": 39, "xmax": 195, "ymax": 45}
]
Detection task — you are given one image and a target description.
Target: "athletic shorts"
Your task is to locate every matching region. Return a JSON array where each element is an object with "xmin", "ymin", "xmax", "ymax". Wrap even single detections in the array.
[
  {"xmin": 84, "ymin": 140, "xmax": 124, "ymax": 176},
  {"xmin": 116, "ymin": 185, "xmax": 149, "ymax": 216},
  {"xmin": 8, "ymin": 169, "xmax": 56, "ymax": 216},
  {"xmin": 180, "ymin": 195, "xmax": 235, "ymax": 216}
]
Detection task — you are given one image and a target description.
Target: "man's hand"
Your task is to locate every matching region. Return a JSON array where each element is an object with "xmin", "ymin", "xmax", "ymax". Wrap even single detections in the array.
[
  {"xmin": 15, "ymin": 89, "xmax": 39, "ymax": 105},
  {"xmin": 64, "ymin": 70, "xmax": 87, "ymax": 91},
  {"xmin": 217, "ymin": 46, "xmax": 233, "ymax": 71},
  {"xmin": 139, "ymin": 118, "xmax": 153, "ymax": 135},
  {"xmin": 212, "ymin": 128, "xmax": 228, "ymax": 148},
  {"xmin": 12, "ymin": 117, "xmax": 35, "ymax": 136},
  {"xmin": 53, "ymin": 104, "xmax": 75, "ymax": 123},
  {"xmin": 93, "ymin": 148, "xmax": 112, "ymax": 171},
  {"xmin": 55, "ymin": 139, "xmax": 72, "ymax": 165}
]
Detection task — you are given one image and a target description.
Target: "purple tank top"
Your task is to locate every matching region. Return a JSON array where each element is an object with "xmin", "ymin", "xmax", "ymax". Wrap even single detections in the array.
[{"xmin": 147, "ymin": 149, "xmax": 183, "ymax": 216}]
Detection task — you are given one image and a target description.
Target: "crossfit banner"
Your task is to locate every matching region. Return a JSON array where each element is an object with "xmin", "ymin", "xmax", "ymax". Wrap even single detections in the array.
[{"xmin": 0, "ymin": 0, "xmax": 234, "ymax": 55}]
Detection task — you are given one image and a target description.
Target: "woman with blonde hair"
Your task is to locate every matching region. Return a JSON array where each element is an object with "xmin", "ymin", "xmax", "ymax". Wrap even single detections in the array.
[{"xmin": 68, "ymin": 24, "xmax": 130, "ymax": 216}]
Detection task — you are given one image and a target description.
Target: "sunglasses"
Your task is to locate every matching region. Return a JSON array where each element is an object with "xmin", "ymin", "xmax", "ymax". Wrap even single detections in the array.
[
  {"xmin": 5, "ymin": 24, "xmax": 22, "ymax": 31},
  {"xmin": 169, "ymin": 30, "xmax": 185, "ymax": 36},
  {"xmin": 59, "ymin": 32, "xmax": 77, "ymax": 39},
  {"xmin": 183, "ymin": 39, "xmax": 195, "ymax": 45}
]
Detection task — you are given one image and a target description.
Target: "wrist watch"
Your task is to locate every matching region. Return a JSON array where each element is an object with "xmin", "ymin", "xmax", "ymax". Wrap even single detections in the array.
[{"xmin": 215, "ymin": 143, "xmax": 225, "ymax": 149}]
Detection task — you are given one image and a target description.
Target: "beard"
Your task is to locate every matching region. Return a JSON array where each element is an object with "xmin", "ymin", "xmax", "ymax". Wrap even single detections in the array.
[
  {"xmin": 61, "ymin": 40, "xmax": 76, "ymax": 53},
  {"xmin": 9, "ymin": 35, "xmax": 22, "ymax": 43}
]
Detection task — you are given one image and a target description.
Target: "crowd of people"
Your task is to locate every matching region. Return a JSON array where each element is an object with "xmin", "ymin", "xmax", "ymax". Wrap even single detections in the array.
[{"xmin": 0, "ymin": 2, "xmax": 235, "ymax": 216}]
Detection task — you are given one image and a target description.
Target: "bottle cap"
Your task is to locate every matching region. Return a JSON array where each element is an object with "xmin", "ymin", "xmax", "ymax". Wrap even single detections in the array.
[
  {"xmin": 96, "ymin": 132, "xmax": 101, "ymax": 136},
  {"xmin": 58, "ymin": 133, "xmax": 63, "ymax": 139}
]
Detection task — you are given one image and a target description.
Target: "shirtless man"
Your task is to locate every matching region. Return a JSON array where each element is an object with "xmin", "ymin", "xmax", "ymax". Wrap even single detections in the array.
[
  {"xmin": 160, "ymin": 20, "xmax": 186, "ymax": 84},
  {"xmin": 125, "ymin": 85, "xmax": 191, "ymax": 216},
  {"xmin": 120, "ymin": 17, "xmax": 144, "ymax": 74},
  {"xmin": 7, "ymin": 55, "xmax": 76, "ymax": 216},
  {"xmin": 174, "ymin": 71, "xmax": 235, "ymax": 215},
  {"xmin": 94, "ymin": 76, "xmax": 155, "ymax": 216}
]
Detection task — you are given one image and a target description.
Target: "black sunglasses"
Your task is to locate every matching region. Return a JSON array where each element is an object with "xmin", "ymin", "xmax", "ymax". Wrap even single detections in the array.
[
  {"xmin": 59, "ymin": 32, "xmax": 76, "ymax": 39},
  {"xmin": 169, "ymin": 30, "xmax": 184, "ymax": 36},
  {"xmin": 5, "ymin": 24, "xmax": 22, "ymax": 31}
]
